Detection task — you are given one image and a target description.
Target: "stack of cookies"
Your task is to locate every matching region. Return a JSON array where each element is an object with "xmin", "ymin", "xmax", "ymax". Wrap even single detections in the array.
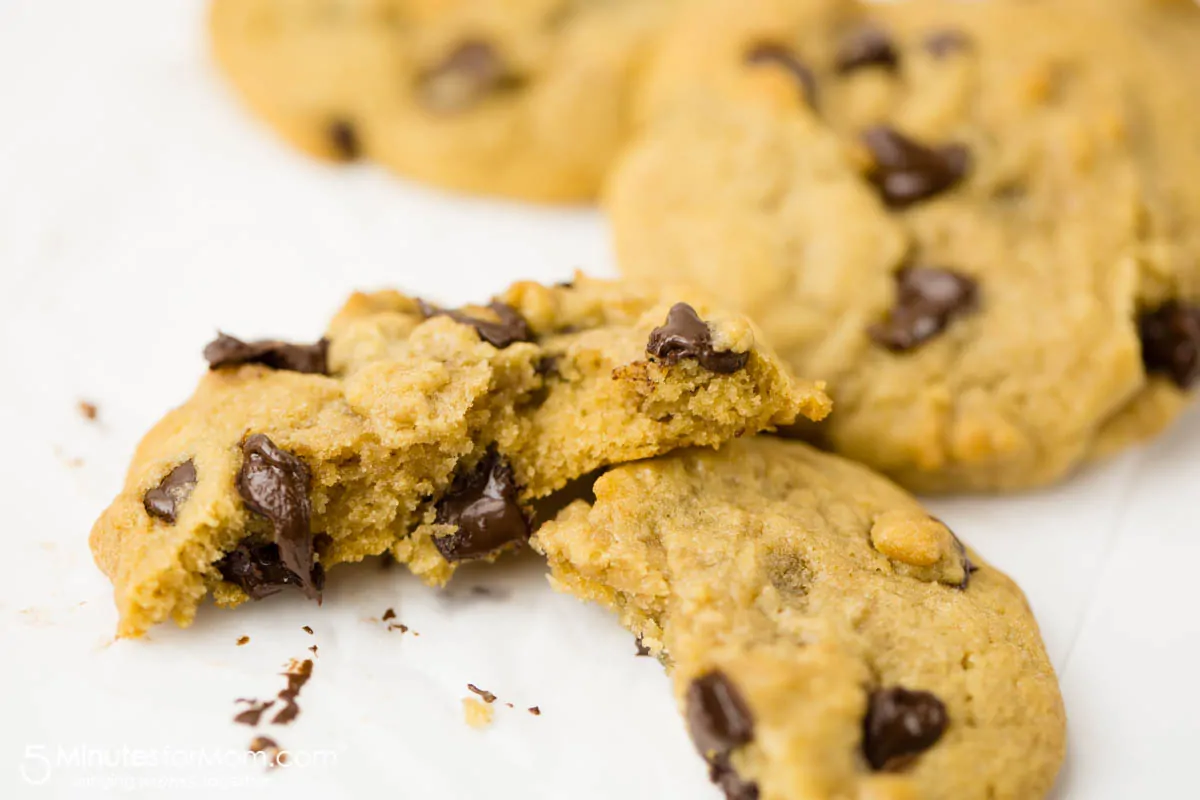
[{"xmin": 90, "ymin": 1, "xmax": 1200, "ymax": 798}]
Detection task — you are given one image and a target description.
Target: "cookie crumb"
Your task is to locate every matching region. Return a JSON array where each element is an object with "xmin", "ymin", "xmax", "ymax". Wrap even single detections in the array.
[
  {"xmin": 635, "ymin": 636, "xmax": 651, "ymax": 657},
  {"xmin": 462, "ymin": 697, "xmax": 495, "ymax": 729},
  {"xmin": 248, "ymin": 736, "xmax": 282, "ymax": 769},
  {"xmin": 467, "ymin": 684, "xmax": 496, "ymax": 703},
  {"xmin": 528, "ymin": 706, "xmax": 541, "ymax": 716},
  {"xmin": 302, "ymin": 625, "xmax": 314, "ymax": 635},
  {"xmin": 505, "ymin": 703, "xmax": 514, "ymax": 709},
  {"xmin": 78, "ymin": 401, "xmax": 99, "ymax": 421},
  {"xmin": 236, "ymin": 636, "xmax": 250, "ymax": 646}
]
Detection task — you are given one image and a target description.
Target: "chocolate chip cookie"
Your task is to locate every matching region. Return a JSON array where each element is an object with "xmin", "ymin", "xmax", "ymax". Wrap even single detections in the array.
[
  {"xmin": 607, "ymin": 0, "xmax": 1200, "ymax": 491},
  {"xmin": 209, "ymin": 0, "xmax": 677, "ymax": 202},
  {"xmin": 534, "ymin": 438, "xmax": 1066, "ymax": 799},
  {"xmin": 90, "ymin": 274, "xmax": 829, "ymax": 637}
]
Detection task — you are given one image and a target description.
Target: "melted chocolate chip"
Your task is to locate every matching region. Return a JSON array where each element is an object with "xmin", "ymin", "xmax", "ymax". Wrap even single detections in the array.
[
  {"xmin": 744, "ymin": 43, "xmax": 818, "ymax": 107},
  {"xmin": 418, "ymin": 41, "xmax": 522, "ymax": 113},
  {"xmin": 418, "ymin": 299, "xmax": 533, "ymax": 349},
  {"xmin": 647, "ymin": 303, "xmax": 749, "ymax": 374},
  {"xmin": 709, "ymin": 757, "xmax": 760, "ymax": 800},
  {"xmin": 433, "ymin": 450, "xmax": 530, "ymax": 562},
  {"xmin": 144, "ymin": 460, "xmax": 198, "ymax": 523},
  {"xmin": 861, "ymin": 126, "xmax": 970, "ymax": 208},
  {"xmin": 869, "ymin": 267, "xmax": 978, "ymax": 352},
  {"xmin": 924, "ymin": 29, "xmax": 972, "ymax": 58},
  {"xmin": 835, "ymin": 26, "xmax": 899, "ymax": 73},
  {"xmin": 1139, "ymin": 301, "xmax": 1200, "ymax": 389},
  {"xmin": 216, "ymin": 541, "xmax": 325, "ymax": 600},
  {"xmin": 204, "ymin": 333, "xmax": 329, "ymax": 375},
  {"xmin": 863, "ymin": 687, "xmax": 948, "ymax": 770},
  {"xmin": 686, "ymin": 671, "xmax": 755, "ymax": 760},
  {"xmin": 234, "ymin": 435, "xmax": 320, "ymax": 599},
  {"xmin": 328, "ymin": 119, "xmax": 360, "ymax": 161}
]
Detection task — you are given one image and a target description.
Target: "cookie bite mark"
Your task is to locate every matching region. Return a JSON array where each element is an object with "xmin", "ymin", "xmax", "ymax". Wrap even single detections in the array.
[
  {"xmin": 1138, "ymin": 301, "xmax": 1200, "ymax": 389},
  {"xmin": 647, "ymin": 303, "xmax": 749, "ymax": 374},
  {"xmin": 143, "ymin": 461, "xmax": 198, "ymax": 523},
  {"xmin": 835, "ymin": 26, "xmax": 899, "ymax": 74},
  {"xmin": 744, "ymin": 43, "xmax": 818, "ymax": 108},
  {"xmin": 687, "ymin": 671, "xmax": 759, "ymax": 799},
  {"xmin": 862, "ymin": 687, "xmax": 948, "ymax": 771},
  {"xmin": 327, "ymin": 119, "xmax": 361, "ymax": 161},
  {"xmin": 861, "ymin": 126, "xmax": 970, "ymax": 208},
  {"xmin": 204, "ymin": 333, "xmax": 330, "ymax": 375},
  {"xmin": 234, "ymin": 434, "xmax": 320, "ymax": 599},
  {"xmin": 418, "ymin": 41, "xmax": 523, "ymax": 114},
  {"xmin": 433, "ymin": 450, "xmax": 530, "ymax": 562},
  {"xmin": 418, "ymin": 299, "xmax": 533, "ymax": 349},
  {"xmin": 923, "ymin": 29, "xmax": 972, "ymax": 58},
  {"xmin": 869, "ymin": 267, "xmax": 978, "ymax": 352}
]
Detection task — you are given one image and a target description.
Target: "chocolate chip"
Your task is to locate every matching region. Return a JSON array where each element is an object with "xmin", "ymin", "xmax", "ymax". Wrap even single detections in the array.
[
  {"xmin": 835, "ymin": 26, "xmax": 899, "ymax": 73},
  {"xmin": 418, "ymin": 41, "xmax": 522, "ymax": 114},
  {"xmin": 418, "ymin": 299, "xmax": 533, "ymax": 349},
  {"xmin": 433, "ymin": 449, "xmax": 530, "ymax": 562},
  {"xmin": 869, "ymin": 267, "xmax": 978, "ymax": 352},
  {"xmin": 328, "ymin": 119, "xmax": 360, "ymax": 161},
  {"xmin": 216, "ymin": 541, "xmax": 325, "ymax": 600},
  {"xmin": 862, "ymin": 687, "xmax": 948, "ymax": 770},
  {"xmin": 204, "ymin": 333, "xmax": 329, "ymax": 375},
  {"xmin": 924, "ymin": 29, "xmax": 972, "ymax": 58},
  {"xmin": 234, "ymin": 435, "xmax": 320, "ymax": 599},
  {"xmin": 861, "ymin": 126, "xmax": 970, "ymax": 208},
  {"xmin": 143, "ymin": 460, "xmax": 198, "ymax": 523},
  {"xmin": 687, "ymin": 671, "xmax": 755, "ymax": 760},
  {"xmin": 744, "ymin": 42, "xmax": 818, "ymax": 107},
  {"xmin": 1139, "ymin": 301, "xmax": 1200, "ymax": 389},
  {"xmin": 647, "ymin": 303, "xmax": 749, "ymax": 374},
  {"xmin": 382, "ymin": 608, "xmax": 396, "ymax": 621},
  {"xmin": 951, "ymin": 532, "xmax": 979, "ymax": 590},
  {"xmin": 709, "ymin": 757, "xmax": 760, "ymax": 800}
]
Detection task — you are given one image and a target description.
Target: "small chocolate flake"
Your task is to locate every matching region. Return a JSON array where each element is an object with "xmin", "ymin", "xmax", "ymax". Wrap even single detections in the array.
[
  {"xmin": 433, "ymin": 449, "xmax": 530, "ymax": 562},
  {"xmin": 388, "ymin": 622, "xmax": 408, "ymax": 633},
  {"xmin": 744, "ymin": 42, "xmax": 818, "ymax": 107},
  {"xmin": 635, "ymin": 636, "xmax": 652, "ymax": 657},
  {"xmin": 687, "ymin": 671, "xmax": 755, "ymax": 761},
  {"xmin": 237, "ymin": 635, "xmax": 250, "ymax": 646},
  {"xmin": 382, "ymin": 608, "xmax": 396, "ymax": 621},
  {"xmin": 144, "ymin": 460, "xmax": 198, "ymax": 523},
  {"xmin": 328, "ymin": 119, "xmax": 360, "ymax": 161},
  {"xmin": 308, "ymin": 644, "xmax": 319, "ymax": 657},
  {"xmin": 1139, "ymin": 301, "xmax": 1200, "ymax": 389},
  {"xmin": 235, "ymin": 434, "xmax": 319, "ymax": 600},
  {"xmin": 248, "ymin": 736, "xmax": 282, "ymax": 769},
  {"xmin": 418, "ymin": 299, "xmax": 532, "ymax": 349},
  {"xmin": 78, "ymin": 401, "xmax": 98, "ymax": 421},
  {"xmin": 647, "ymin": 303, "xmax": 749, "ymax": 374},
  {"xmin": 204, "ymin": 333, "xmax": 329, "ymax": 375},
  {"xmin": 836, "ymin": 26, "xmax": 899, "ymax": 73},
  {"xmin": 505, "ymin": 703, "xmax": 514, "ymax": 709},
  {"xmin": 869, "ymin": 267, "xmax": 978, "ymax": 352},
  {"xmin": 302, "ymin": 626, "xmax": 313, "ymax": 635},
  {"xmin": 528, "ymin": 706, "xmax": 541, "ymax": 716},
  {"xmin": 861, "ymin": 126, "xmax": 970, "ymax": 208},
  {"xmin": 272, "ymin": 659, "xmax": 314, "ymax": 725},
  {"xmin": 233, "ymin": 699, "xmax": 276, "ymax": 726},
  {"xmin": 418, "ymin": 41, "xmax": 522, "ymax": 114},
  {"xmin": 924, "ymin": 29, "xmax": 972, "ymax": 58},
  {"xmin": 863, "ymin": 687, "xmax": 948, "ymax": 771},
  {"xmin": 468, "ymin": 684, "xmax": 497, "ymax": 704}
]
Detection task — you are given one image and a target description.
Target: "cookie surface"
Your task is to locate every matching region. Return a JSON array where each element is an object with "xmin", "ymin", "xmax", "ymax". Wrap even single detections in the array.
[
  {"xmin": 534, "ymin": 437, "xmax": 1066, "ymax": 800},
  {"xmin": 608, "ymin": 0, "xmax": 1200, "ymax": 492},
  {"xmin": 90, "ymin": 275, "xmax": 828, "ymax": 636},
  {"xmin": 210, "ymin": 0, "xmax": 675, "ymax": 201}
]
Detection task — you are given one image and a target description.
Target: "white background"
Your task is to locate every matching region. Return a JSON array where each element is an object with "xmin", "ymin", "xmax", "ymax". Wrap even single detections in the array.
[{"xmin": 1, "ymin": 1, "xmax": 1198, "ymax": 797}]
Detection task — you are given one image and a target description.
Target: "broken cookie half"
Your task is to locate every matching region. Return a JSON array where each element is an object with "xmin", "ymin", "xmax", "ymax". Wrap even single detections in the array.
[
  {"xmin": 90, "ymin": 274, "xmax": 829, "ymax": 637},
  {"xmin": 533, "ymin": 438, "xmax": 1065, "ymax": 800}
]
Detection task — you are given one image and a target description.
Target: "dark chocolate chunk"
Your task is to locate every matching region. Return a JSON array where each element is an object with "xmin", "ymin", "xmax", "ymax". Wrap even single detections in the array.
[
  {"xmin": 861, "ymin": 126, "xmax": 970, "ymax": 208},
  {"xmin": 328, "ymin": 119, "xmax": 361, "ymax": 161},
  {"xmin": 647, "ymin": 303, "xmax": 749, "ymax": 374},
  {"xmin": 687, "ymin": 671, "xmax": 755, "ymax": 760},
  {"xmin": 382, "ymin": 608, "xmax": 396, "ymax": 621},
  {"xmin": 216, "ymin": 541, "xmax": 325, "ymax": 600},
  {"xmin": 204, "ymin": 333, "xmax": 329, "ymax": 375},
  {"xmin": 433, "ymin": 449, "xmax": 530, "ymax": 562},
  {"xmin": 744, "ymin": 42, "xmax": 818, "ymax": 107},
  {"xmin": 862, "ymin": 687, "xmax": 948, "ymax": 771},
  {"xmin": 234, "ymin": 435, "xmax": 320, "ymax": 599},
  {"xmin": 418, "ymin": 41, "xmax": 522, "ymax": 113},
  {"xmin": 869, "ymin": 267, "xmax": 978, "ymax": 352},
  {"xmin": 709, "ymin": 756, "xmax": 760, "ymax": 800},
  {"xmin": 143, "ymin": 460, "xmax": 198, "ymax": 523},
  {"xmin": 835, "ymin": 26, "xmax": 899, "ymax": 73},
  {"xmin": 924, "ymin": 29, "xmax": 972, "ymax": 58},
  {"xmin": 418, "ymin": 299, "xmax": 533, "ymax": 349},
  {"xmin": 1139, "ymin": 301, "xmax": 1200, "ymax": 389},
  {"xmin": 272, "ymin": 659, "xmax": 313, "ymax": 725}
]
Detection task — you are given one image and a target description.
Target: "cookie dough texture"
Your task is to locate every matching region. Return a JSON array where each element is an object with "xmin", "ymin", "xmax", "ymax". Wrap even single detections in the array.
[
  {"xmin": 534, "ymin": 438, "xmax": 1066, "ymax": 800},
  {"xmin": 90, "ymin": 275, "xmax": 827, "ymax": 637},
  {"xmin": 608, "ymin": 0, "xmax": 1200, "ymax": 492},
  {"xmin": 210, "ymin": 0, "xmax": 677, "ymax": 202}
]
